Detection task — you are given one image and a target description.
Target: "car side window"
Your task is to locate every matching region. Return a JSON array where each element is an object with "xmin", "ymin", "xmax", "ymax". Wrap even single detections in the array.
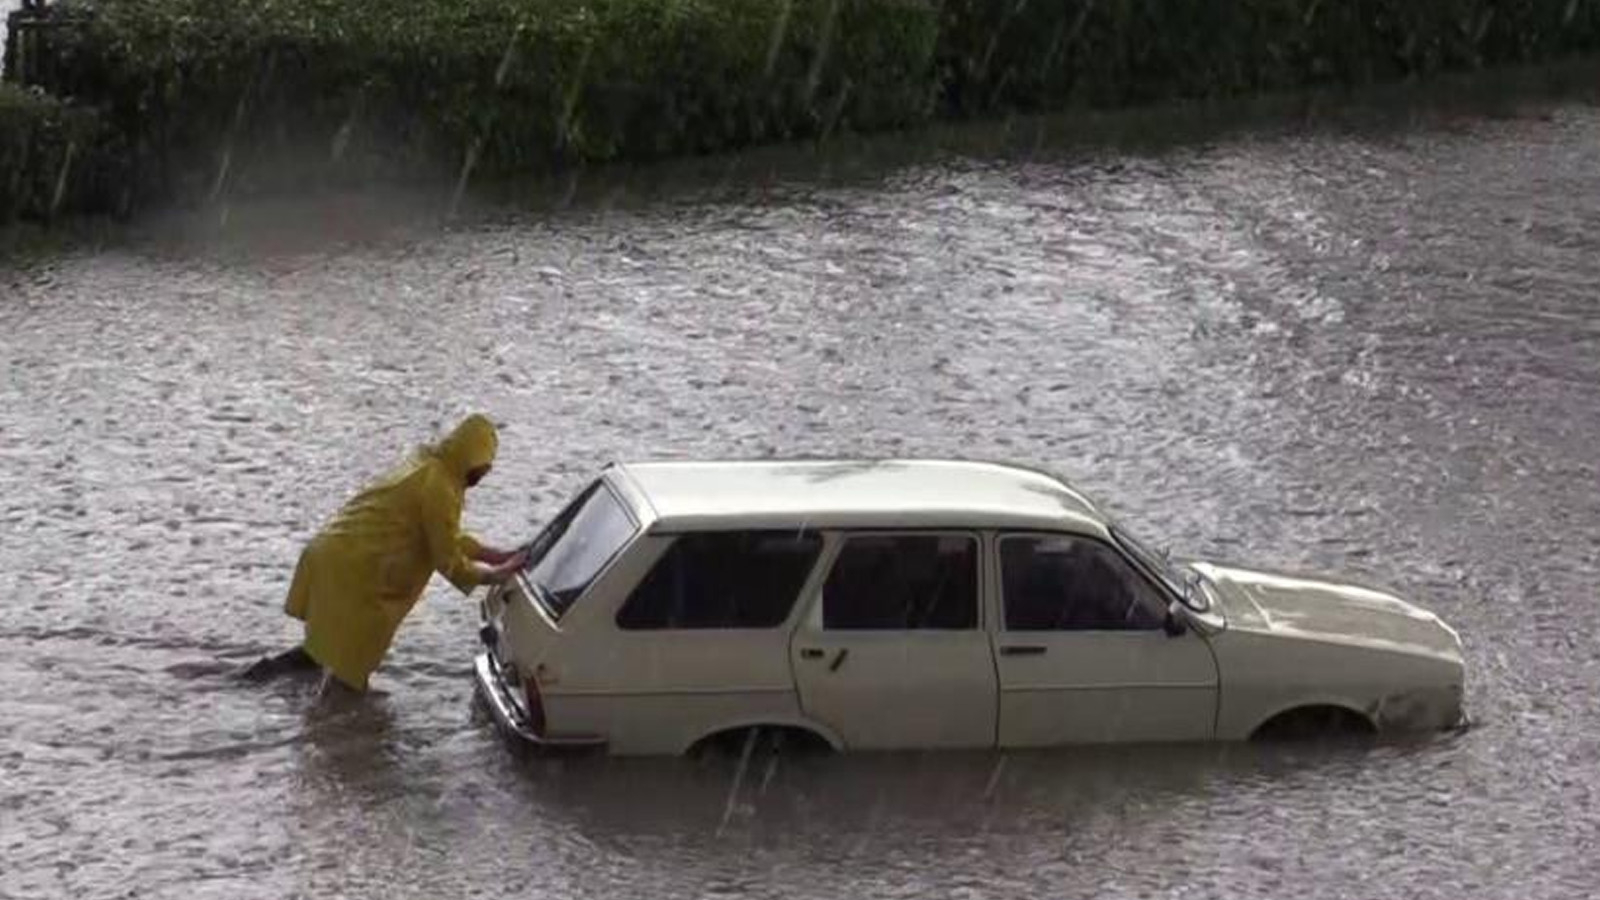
[
  {"xmin": 616, "ymin": 531, "xmax": 823, "ymax": 629},
  {"xmin": 822, "ymin": 534, "xmax": 978, "ymax": 630},
  {"xmin": 1001, "ymin": 535, "xmax": 1165, "ymax": 631}
]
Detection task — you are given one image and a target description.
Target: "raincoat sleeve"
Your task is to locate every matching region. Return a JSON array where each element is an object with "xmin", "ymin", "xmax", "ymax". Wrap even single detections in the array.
[
  {"xmin": 458, "ymin": 532, "xmax": 484, "ymax": 561},
  {"xmin": 418, "ymin": 470, "xmax": 482, "ymax": 594}
]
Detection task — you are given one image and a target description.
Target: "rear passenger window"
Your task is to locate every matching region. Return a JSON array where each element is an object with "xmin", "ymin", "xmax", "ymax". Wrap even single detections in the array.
[
  {"xmin": 617, "ymin": 531, "xmax": 823, "ymax": 629},
  {"xmin": 823, "ymin": 534, "xmax": 978, "ymax": 630}
]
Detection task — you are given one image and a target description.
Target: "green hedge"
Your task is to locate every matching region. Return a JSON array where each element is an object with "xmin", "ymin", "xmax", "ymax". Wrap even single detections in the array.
[
  {"xmin": 8, "ymin": 0, "xmax": 1600, "ymax": 218},
  {"xmin": 43, "ymin": 0, "xmax": 939, "ymax": 199},
  {"xmin": 0, "ymin": 82, "xmax": 123, "ymax": 223},
  {"xmin": 937, "ymin": 0, "xmax": 1600, "ymax": 114}
]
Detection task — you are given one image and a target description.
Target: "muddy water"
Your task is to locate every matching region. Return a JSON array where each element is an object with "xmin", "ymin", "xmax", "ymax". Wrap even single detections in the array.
[{"xmin": 3, "ymin": 91, "xmax": 1600, "ymax": 900}]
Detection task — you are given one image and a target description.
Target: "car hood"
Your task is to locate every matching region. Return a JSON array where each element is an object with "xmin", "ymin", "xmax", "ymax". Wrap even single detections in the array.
[{"xmin": 1191, "ymin": 562, "xmax": 1462, "ymax": 662}]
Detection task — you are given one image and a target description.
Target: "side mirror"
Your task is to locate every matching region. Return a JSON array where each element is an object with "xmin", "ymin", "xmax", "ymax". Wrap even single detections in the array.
[{"xmin": 1163, "ymin": 600, "xmax": 1189, "ymax": 637}]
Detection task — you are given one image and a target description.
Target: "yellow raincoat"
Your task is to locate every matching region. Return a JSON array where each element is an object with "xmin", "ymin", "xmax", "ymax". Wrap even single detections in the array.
[{"xmin": 286, "ymin": 415, "xmax": 498, "ymax": 690}]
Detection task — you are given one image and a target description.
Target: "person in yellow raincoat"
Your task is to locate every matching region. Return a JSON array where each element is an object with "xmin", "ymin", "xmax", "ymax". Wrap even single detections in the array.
[{"xmin": 242, "ymin": 414, "xmax": 527, "ymax": 692}]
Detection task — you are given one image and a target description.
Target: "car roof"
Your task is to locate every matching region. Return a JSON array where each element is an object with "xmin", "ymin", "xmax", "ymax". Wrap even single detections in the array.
[{"xmin": 606, "ymin": 459, "xmax": 1110, "ymax": 535}]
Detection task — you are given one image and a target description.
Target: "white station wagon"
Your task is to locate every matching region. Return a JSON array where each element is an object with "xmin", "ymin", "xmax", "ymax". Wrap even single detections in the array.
[{"xmin": 473, "ymin": 460, "xmax": 1466, "ymax": 755}]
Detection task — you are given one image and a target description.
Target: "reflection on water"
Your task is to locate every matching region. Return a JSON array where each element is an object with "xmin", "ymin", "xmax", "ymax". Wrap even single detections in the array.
[{"xmin": 3, "ymin": 75, "xmax": 1599, "ymax": 900}]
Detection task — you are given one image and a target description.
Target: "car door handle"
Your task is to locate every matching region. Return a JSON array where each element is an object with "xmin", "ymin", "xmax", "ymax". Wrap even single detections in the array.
[
  {"xmin": 800, "ymin": 648, "xmax": 825, "ymax": 660},
  {"xmin": 1000, "ymin": 645, "xmax": 1047, "ymax": 656}
]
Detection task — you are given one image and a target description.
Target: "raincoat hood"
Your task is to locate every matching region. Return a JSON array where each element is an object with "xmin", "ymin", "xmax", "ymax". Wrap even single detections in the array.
[{"xmin": 431, "ymin": 414, "xmax": 499, "ymax": 481}]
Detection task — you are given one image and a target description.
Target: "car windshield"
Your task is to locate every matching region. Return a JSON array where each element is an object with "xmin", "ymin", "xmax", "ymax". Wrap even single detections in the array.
[
  {"xmin": 525, "ymin": 482, "xmax": 637, "ymax": 619},
  {"xmin": 1110, "ymin": 524, "xmax": 1208, "ymax": 612}
]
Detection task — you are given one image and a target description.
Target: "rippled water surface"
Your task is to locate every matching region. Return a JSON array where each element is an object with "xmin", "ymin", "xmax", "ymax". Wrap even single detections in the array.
[{"xmin": 3, "ymin": 88, "xmax": 1599, "ymax": 900}]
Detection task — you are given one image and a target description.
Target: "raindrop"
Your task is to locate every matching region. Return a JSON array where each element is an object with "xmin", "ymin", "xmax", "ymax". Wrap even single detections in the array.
[
  {"xmin": 763, "ymin": 0, "xmax": 794, "ymax": 79},
  {"xmin": 804, "ymin": 0, "xmax": 842, "ymax": 108},
  {"xmin": 48, "ymin": 138, "xmax": 76, "ymax": 218},
  {"xmin": 982, "ymin": 752, "xmax": 1008, "ymax": 800},
  {"xmin": 450, "ymin": 137, "xmax": 484, "ymax": 220},
  {"xmin": 715, "ymin": 728, "xmax": 760, "ymax": 836},
  {"xmin": 330, "ymin": 100, "xmax": 360, "ymax": 164},
  {"xmin": 494, "ymin": 24, "xmax": 525, "ymax": 89},
  {"xmin": 210, "ymin": 145, "xmax": 233, "ymax": 204}
]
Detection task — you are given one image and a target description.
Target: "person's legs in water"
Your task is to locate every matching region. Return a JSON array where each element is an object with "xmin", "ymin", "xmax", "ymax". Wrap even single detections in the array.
[
  {"xmin": 238, "ymin": 645, "xmax": 321, "ymax": 682},
  {"xmin": 310, "ymin": 668, "xmax": 384, "ymax": 707}
]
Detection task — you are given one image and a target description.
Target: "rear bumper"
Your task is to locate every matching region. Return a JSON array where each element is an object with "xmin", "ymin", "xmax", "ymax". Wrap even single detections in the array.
[{"xmin": 472, "ymin": 652, "xmax": 606, "ymax": 751}]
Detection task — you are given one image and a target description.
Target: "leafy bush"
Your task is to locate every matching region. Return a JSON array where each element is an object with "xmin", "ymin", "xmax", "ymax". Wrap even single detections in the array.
[
  {"xmin": 7, "ymin": 0, "xmax": 1599, "ymax": 216},
  {"xmin": 41, "ymin": 0, "xmax": 939, "ymax": 198},
  {"xmin": 936, "ymin": 0, "xmax": 1600, "ymax": 115},
  {"xmin": 0, "ymin": 82, "xmax": 122, "ymax": 223}
]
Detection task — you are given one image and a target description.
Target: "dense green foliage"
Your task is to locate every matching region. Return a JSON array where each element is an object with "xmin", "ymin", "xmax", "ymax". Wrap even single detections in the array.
[
  {"xmin": 40, "ymin": 0, "xmax": 938, "ymax": 200},
  {"xmin": 3, "ymin": 0, "xmax": 1598, "ymax": 221},
  {"xmin": 0, "ymin": 82, "xmax": 121, "ymax": 222},
  {"xmin": 937, "ymin": 0, "xmax": 1600, "ymax": 114}
]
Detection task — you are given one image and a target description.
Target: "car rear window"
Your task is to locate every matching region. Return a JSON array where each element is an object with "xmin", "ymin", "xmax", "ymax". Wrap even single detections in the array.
[
  {"xmin": 617, "ymin": 531, "xmax": 824, "ymax": 629},
  {"xmin": 527, "ymin": 482, "xmax": 637, "ymax": 620}
]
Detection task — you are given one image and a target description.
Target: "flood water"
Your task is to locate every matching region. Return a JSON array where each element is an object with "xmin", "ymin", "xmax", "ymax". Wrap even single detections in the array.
[{"xmin": 3, "ymin": 79, "xmax": 1600, "ymax": 899}]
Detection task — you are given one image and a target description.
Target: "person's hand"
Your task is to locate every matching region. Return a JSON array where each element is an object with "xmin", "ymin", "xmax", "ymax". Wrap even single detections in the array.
[
  {"xmin": 477, "ymin": 545, "xmax": 520, "ymax": 565},
  {"xmin": 482, "ymin": 550, "xmax": 529, "ymax": 585}
]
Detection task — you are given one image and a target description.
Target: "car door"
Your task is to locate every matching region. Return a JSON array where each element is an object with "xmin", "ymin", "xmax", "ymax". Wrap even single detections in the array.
[
  {"xmin": 992, "ymin": 532, "xmax": 1218, "ymax": 746},
  {"xmin": 789, "ymin": 532, "xmax": 998, "ymax": 750},
  {"xmin": 549, "ymin": 529, "xmax": 826, "ymax": 755}
]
